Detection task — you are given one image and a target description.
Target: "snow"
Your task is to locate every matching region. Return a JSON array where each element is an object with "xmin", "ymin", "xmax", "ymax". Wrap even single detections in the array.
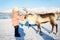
[
  {"xmin": 0, "ymin": 19, "xmax": 60, "ymax": 40},
  {"xmin": 0, "ymin": 7, "xmax": 60, "ymax": 14}
]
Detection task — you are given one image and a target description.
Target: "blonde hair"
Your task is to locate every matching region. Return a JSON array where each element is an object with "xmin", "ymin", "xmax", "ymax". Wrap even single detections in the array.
[{"xmin": 12, "ymin": 7, "xmax": 19, "ymax": 14}]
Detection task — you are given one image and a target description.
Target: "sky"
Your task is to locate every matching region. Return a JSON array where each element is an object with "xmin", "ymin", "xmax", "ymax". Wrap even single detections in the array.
[{"xmin": 0, "ymin": 0, "xmax": 60, "ymax": 11}]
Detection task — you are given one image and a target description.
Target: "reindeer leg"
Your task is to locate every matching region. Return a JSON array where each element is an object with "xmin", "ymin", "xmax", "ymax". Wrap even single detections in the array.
[
  {"xmin": 50, "ymin": 21, "xmax": 54, "ymax": 33},
  {"xmin": 50, "ymin": 20, "xmax": 58, "ymax": 35},
  {"xmin": 37, "ymin": 24, "xmax": 41, "ymax": 33},
  {"xmin": 53, "ymin": 20, "xmax": 58, "ymax": 34},
  {"xmin": 51, "ymin": 24, "xmax": 54, "ymax": 33},
  {"xmin": 55, "ymin": 24, "xmax": 58, "ymax": 34}
]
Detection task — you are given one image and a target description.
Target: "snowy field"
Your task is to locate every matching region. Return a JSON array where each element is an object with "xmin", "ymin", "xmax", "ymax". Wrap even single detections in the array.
[{"xmin": 0, "ymin": 19, "xmax": 60, "ymax": 40}]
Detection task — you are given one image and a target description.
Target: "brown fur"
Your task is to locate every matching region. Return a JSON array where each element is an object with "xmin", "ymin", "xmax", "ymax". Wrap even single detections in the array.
[{"xmin": 37, "ymin": 13, "xmax": 55, "ymax": 18}]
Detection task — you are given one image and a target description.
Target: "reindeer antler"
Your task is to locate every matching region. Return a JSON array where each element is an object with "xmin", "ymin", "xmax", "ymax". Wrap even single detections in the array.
[{"xmin": 23, "ymin": 7, "xmax": 29, "ymax": 14}]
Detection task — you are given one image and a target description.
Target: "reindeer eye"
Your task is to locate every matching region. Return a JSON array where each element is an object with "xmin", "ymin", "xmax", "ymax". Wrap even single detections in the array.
[{"xmin": 24, "ymin": 16, "xmax": 26, "ymax": 19}]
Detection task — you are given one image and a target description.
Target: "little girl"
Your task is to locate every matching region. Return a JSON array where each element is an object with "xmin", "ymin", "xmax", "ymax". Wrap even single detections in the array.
[{"xmin": 12, "ymin": 7, "xmax": 24, "ymax": 37}]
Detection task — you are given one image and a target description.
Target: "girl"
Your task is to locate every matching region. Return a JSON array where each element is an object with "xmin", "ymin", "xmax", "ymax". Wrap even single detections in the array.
[{"xmin": 12, "ymin": 7, "xmax": 24, "ymax": 37}]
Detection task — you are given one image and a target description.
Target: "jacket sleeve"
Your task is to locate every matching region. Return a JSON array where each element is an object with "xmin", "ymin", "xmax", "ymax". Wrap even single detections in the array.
[{"xmin": 18, "ymin": 15, "xmax": 24, "ymax": 21}]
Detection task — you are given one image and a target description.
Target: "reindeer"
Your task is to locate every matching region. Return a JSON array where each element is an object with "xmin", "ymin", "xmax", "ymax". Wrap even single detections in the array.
[{"xmin": 23, "ymin": 8, "xmax": 60, "ymax": 34}]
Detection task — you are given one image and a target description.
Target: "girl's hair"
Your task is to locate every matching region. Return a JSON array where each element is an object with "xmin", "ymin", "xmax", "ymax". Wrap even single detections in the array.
[{"xmin": 12, "ymin": 7, "xmax": 19, "ymax": 14}]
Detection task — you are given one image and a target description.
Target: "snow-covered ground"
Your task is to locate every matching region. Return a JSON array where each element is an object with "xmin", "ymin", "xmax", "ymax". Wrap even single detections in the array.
[{"xmin": 0, "ymin": 19, "xmax": 60, "ymax": 40}]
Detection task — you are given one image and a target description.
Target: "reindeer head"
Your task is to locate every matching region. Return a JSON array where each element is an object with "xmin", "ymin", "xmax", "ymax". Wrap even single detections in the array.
[
  {"xmin": 23, "ymin": 8, "xmax": 28, "ymax": 19},
  {"xmin": 24, "ymin": 14, "xmax": 28, "ymax": 19}
]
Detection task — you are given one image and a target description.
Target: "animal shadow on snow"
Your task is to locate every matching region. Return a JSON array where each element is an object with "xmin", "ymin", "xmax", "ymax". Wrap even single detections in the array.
[
  {"xmin": 15, "ymin": 27, "xmax": 25, "ymax": 40},
  {"xmin": 27, "ymin": 22, "xmax": 39, "ymax": 33},
  {"xmin": 25, "ymin": 21, "xmax": 56, "ymax": 34},
  {"xmin": 39, "ymin": 31, "xmax": 54, "ymax": 40},
  {"xmin": 25, "ymin": 21, "xmax": 38, "ymax": 33}
]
